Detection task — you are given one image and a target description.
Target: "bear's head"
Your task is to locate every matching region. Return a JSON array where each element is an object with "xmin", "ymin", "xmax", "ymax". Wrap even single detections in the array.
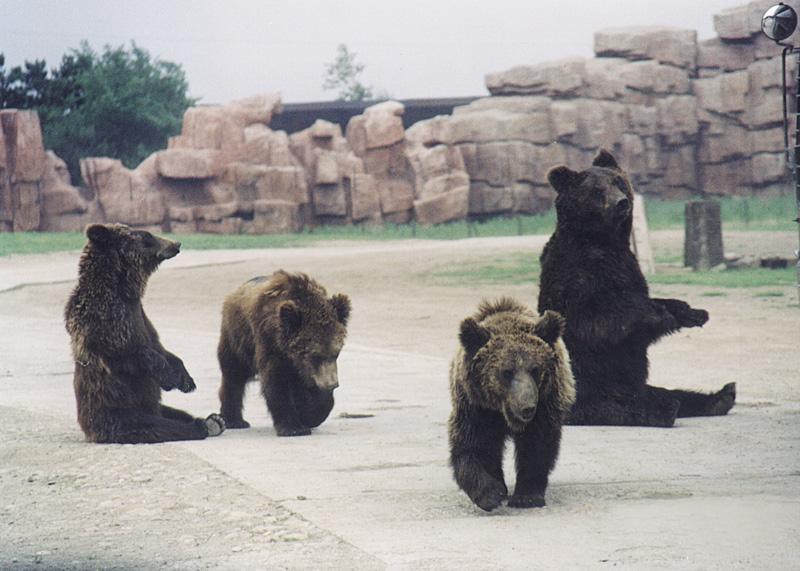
[
  {"xmin": 546, "ymin": 149, "xmax": 633, "ymax": 244},
  {"xmin": 458, "ymin": 310, "xmax": 566, "ymax": 432},
  {"xmin": 273, "ymin": 273, "xmax": 351, "ymax": 392},
  {"xmin": 83, "ymin": 223, "xmax": 181, "ymax": 297}
]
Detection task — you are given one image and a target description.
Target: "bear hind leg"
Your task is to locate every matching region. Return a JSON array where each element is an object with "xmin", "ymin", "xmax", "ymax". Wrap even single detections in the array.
[
  {"xmin": 654, "ymin": 383, "xmax": 736, "ymax": 418},
  {"xmin": 93, "ymin": 408, "xmax": 211, "ymax": 443},
  {"xmin": 567, "ymin": 389, "xmax": 679, "ymax": 427}
]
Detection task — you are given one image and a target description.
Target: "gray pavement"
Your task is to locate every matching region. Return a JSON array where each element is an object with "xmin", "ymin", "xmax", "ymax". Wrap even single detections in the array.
[{"xmin": 1, "ymin": 236, "xmax": 799, "ymax": 570}]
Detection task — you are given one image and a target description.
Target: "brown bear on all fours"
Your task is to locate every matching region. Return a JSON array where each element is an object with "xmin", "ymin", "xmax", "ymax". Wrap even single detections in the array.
[
  {"xmin": 537, "ymin": 149, "xmax": 735, "ymax": 428},
  {"xmin": 448, "ymin": 298, "xmax": 575, "ymax": 512},
  {"xmin": 217, "ymin": 270, "xmax": 351, "ymax": 436},
  {"xmin": 64, "ymin": 223, "xmax": 225, "ymax": 444}
]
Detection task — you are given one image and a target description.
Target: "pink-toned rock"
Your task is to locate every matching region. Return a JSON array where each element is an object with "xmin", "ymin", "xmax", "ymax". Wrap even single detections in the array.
[
  {"xmin": 697, "ymin": 37, "xmax": 755, "ymax": 72},
  {"xmin": 350, "ymin": 173, "xmax": 382, "ymax": 222},
  {"xmin": 314, "ymin": 150, "xmax": 340, "ymax": 185},
  {"xmin": 485, "ymin": 58, "xmax": 585, "ymax": 96},
  {"xmin": 413, "ymin": 186, "xmax": 469, "ymax": 226},
  {"xmin": 81, "ymin": 157, "xmax": 165, "ymax": 226},
  {"xmin": 40, "ymin": 152, "xmax": 89, "ymax": 219},
  {"xmin": 751, "ymin": 152, "xmax": 787, "ymax": 185},
  {"xmin": 405, "ymin": 115, "xmax": 454, "ymax": 147},
  {"xmin": 512, "ymin": 182, "xmax": 554, "ymax": 215},
  {"xmin": 468, "ymin": 182, "xmax": 514, "ymax": 215},
  {"xmin": 0, "ymin": 110, "xmax": 46, "ymax": 182},
  {"xmin": 617, "ymin": 60, "xmax": 692, "ymax": 95},
  {"xmin": 250, "ymin": 199, "xmax": 301, "ymax": 234},
  {"xmin": 594, "ymin": 27, "xmax": 698, "ymax": 71},
  {"xmin": 420, "ymin": 172, "xmax": 470, "ymax": 200},
  {"xmin": 156, "ymin": 148, "xmax": 222, "ymax": 179},
  {"xmin": 377, "ymin": 179, "xmax": 415, "ymax": 215},
  {"xmin": 311, "ymin": 185, "xmax": 347, "ymax": 217},
  {"xmin": 359, "ymin": 101, "xmax": 406, "ymax": 150}
]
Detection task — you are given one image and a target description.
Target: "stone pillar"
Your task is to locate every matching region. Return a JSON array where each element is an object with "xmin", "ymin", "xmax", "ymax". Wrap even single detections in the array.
[{"xmin": 684, "ymin": 199, "xmax": 724, "ymax": 270}]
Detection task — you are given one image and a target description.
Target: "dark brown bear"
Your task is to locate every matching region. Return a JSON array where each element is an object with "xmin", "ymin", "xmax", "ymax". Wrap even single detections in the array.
[
  {"xmin": 217, "ymin": 270, "xmax": 351, "ymax": 436},
  {"xmin": 538, "ymin": 149, "xmax": 735, "ymax": 427},
  {"xmin": 448, "ymin": 298, "xmax": 575, "ymax": 512},
  {"xmin": 64, "ymin": 223, "xmax": 225, "ymax": 443}
]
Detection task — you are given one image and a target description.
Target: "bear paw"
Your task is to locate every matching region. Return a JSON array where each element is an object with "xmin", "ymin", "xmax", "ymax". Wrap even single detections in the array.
[
  {"xmin": 708, "ymin": 382, "xmax": 736, "ymax": 416},
  {"xmin": 275, "ymin": 424, "xmax": 312, "ymax": 437},
  {"xmin": 508, "ymin": 493, "xmax": 546, "ymax": 509},
  {"xmin": 470, "ymin": 481, "xmax": 508, "ymax": 512},
  {"xmin": 205, "ymin": 414, "xmax": 226, "ymax": 437},
  {"xmin": 222, "ymin": 416, "xmax": 251, "ymax": 429}
]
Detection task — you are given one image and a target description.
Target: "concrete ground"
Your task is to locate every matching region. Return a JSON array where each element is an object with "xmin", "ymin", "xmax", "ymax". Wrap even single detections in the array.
[{"xmin": 1, "ymin": 231, "xmax": 798, "ymax": 570}]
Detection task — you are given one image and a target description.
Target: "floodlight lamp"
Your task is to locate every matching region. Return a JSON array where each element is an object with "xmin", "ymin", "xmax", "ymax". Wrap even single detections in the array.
[{"xmin": 761, "ymin": 3, "xmax": 798, "ymax": 43}]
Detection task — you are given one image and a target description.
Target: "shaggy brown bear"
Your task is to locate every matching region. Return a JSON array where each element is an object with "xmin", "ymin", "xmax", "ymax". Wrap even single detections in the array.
[
  {"xmin": 64, "ymin": 223, "xmax": 225, "ymax": 444},
  {"xmin": 217, "ymin": 271, "xmax": 351, "ymax": 436},
  {"xmin": 538, "ymin": 149, "xmax": 735, "ymax": 427},
  {"xmin": 448, "ymin": 298, "xmax": 575, "ymax": 512}
]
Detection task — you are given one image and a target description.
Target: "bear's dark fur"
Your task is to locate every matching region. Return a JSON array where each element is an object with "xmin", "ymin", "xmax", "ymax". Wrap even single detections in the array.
[
  {"xmin": 537, "ymin": 150, "xmax": 735, "ymax": 427},
  {"xmin": 217, "ymin": 270, "xmax": 351, "ymax": 436},
  {"xmin": 448, "ymin": 298, "xmax": 575, "ymax": 512},
  {"xmin": 64, "ymin": 223, "xmax": 225, "ymax": 443}
]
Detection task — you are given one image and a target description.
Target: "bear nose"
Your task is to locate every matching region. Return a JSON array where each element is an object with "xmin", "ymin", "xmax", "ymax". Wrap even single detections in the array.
[
  {"xmin": 614, "ymin": 197, "xmax": 630, "ymax": 215},
  {"xmin": 519, "ymin": 405, "xmax": 537, "ymax": 421}
]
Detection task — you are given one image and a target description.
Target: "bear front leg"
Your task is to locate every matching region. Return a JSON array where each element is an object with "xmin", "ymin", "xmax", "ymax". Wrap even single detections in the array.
[
  {"xmin": 449, "ymin": 405, "xmax": 509, "ymax": 511},
  {"xmin": 262, "ymin": 361, "xmax": 311, "ymax": 436},
  {"xmin": 163, "ymin": 351, "xmax": 196, "ymax": 393},
  {"xmin": 652, "ymin": 298, "xmax": 709, "ymax": 328},
  {"xmin": 140, "ymin": 348, "xmax": 187, "ymax": 392},
  {"xmin": 509, "ymin": 419, "xmax": 563, "ymax": 508}
]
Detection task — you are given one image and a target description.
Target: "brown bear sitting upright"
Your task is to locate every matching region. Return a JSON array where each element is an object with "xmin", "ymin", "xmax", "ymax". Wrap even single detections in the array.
[
  {"xmin": 217, "ymin": 270, "xmax": 351, "ymax": 436},
  {"xmin": 449, "ymin": 298, "xmax": 575, "ymax": 512},
  {"xmin": 64, "ymin": 223, "xmax": 225, "ymax": 443},
  {"xmin": 537, "ymin": 149, "xmax": 735, "ymax": 427}
]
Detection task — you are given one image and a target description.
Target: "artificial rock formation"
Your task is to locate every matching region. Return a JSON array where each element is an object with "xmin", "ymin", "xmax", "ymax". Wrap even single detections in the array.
[{"xmin": 4, "ymin": 0, "xmax": 795, "ymax": 234}]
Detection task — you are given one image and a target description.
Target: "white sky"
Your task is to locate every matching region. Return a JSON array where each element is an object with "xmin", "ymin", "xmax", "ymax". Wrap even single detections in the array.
[{"xmin": 1, "ymin": 0, "xmax": 749, "ymax": 105}]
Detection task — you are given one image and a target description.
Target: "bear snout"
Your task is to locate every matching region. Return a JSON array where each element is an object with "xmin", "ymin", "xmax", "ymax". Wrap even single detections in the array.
[
  {"xmin": 157, "ymin": 238, "xmax": 181, "ymax": 260},
  {"xmin": 507, "ymin": 379, "xmax": 539, "ymax": 426},
  {"xmin": 315, "ymin": 359, "xmax": 340, "ymax": 391},
  {"xmin": 613, "ymin": 196, "xmax": 631, "ymax": 218}
]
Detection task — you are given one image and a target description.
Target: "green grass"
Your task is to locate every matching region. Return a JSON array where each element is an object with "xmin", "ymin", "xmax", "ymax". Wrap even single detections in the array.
[
  {"xmin": 427, "ymin": 252, "xmax": 794, "ymax": 289},
  {"xmin": 0, "ymin": 214, "xmax": 559, "ymax": 256},
  {"xmin": 644, "ymin": 195, "xmax": 797, "ymax": 231},
  {"xmin": 431, "ymin": 254, "xmax": 541, "ymax": 285}
]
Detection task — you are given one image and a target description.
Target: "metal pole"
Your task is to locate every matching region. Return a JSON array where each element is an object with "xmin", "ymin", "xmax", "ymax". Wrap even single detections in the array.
[{"xmin": 795, "ymin": 48, "xmax": 800, "ymax": 302}]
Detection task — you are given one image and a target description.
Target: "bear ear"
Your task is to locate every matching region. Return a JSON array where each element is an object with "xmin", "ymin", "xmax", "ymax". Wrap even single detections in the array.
[
  {"xmin": 535, "ymin": 310, "xmax": 565, "ymax": 347},
  {"xmin": 546, "ymin": 166, "xmax": 579, "ymax": 194},
  {"xmin": 85, "ymin": 224, "xmax": 114, "ymax": 246},
  {"xmin": 459, "ymin": 317, "xmax": 491, "ymax": 357},
  {"xmin": 592, "ymin": 148, "xmax": 620, "ymax": 170},
  {"xmin": 331, "ymin": 293, "xmax": 351, "ymax": 326},
  {"xmin": 278, "ymin": 300, "xmax": 303, "ymax": 339}
]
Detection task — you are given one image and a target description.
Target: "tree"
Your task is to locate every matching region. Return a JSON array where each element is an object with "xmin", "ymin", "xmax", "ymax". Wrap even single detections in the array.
[
  {"xmin": 0, "ymin": 42, "xmax": 195, "ymax": 184},
  {"xmin": 322, "ymin": 44, "xmax": 375, "ymax": 101}
]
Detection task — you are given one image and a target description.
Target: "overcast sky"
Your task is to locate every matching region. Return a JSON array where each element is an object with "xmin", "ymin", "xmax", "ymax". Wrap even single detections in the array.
[{"xmin": 2, "ymin": 0, "xmax": 749, "ymax": 105}]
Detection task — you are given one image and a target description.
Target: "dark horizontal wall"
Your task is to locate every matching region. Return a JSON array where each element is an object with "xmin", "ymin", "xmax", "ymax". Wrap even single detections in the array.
[{"xmin": 270, "ymin": 97, "xmax": 481, "ymax": 134}]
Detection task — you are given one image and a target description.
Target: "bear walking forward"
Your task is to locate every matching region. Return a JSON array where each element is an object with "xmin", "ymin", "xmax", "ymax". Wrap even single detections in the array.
[
  {"xmin": 217, "ymin": 271, "xmax": 351, "ymax": 436},
  {"xmin": 64, "ymin": 224, "xmax": 225, "ymax": 443},
  {"xmin": 537, "ymin": 150, "xmax": 735, "ymax": 427},
  {"xmin": 448, "ymin": 298, "xmax": 575, "ymax": 511}
]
